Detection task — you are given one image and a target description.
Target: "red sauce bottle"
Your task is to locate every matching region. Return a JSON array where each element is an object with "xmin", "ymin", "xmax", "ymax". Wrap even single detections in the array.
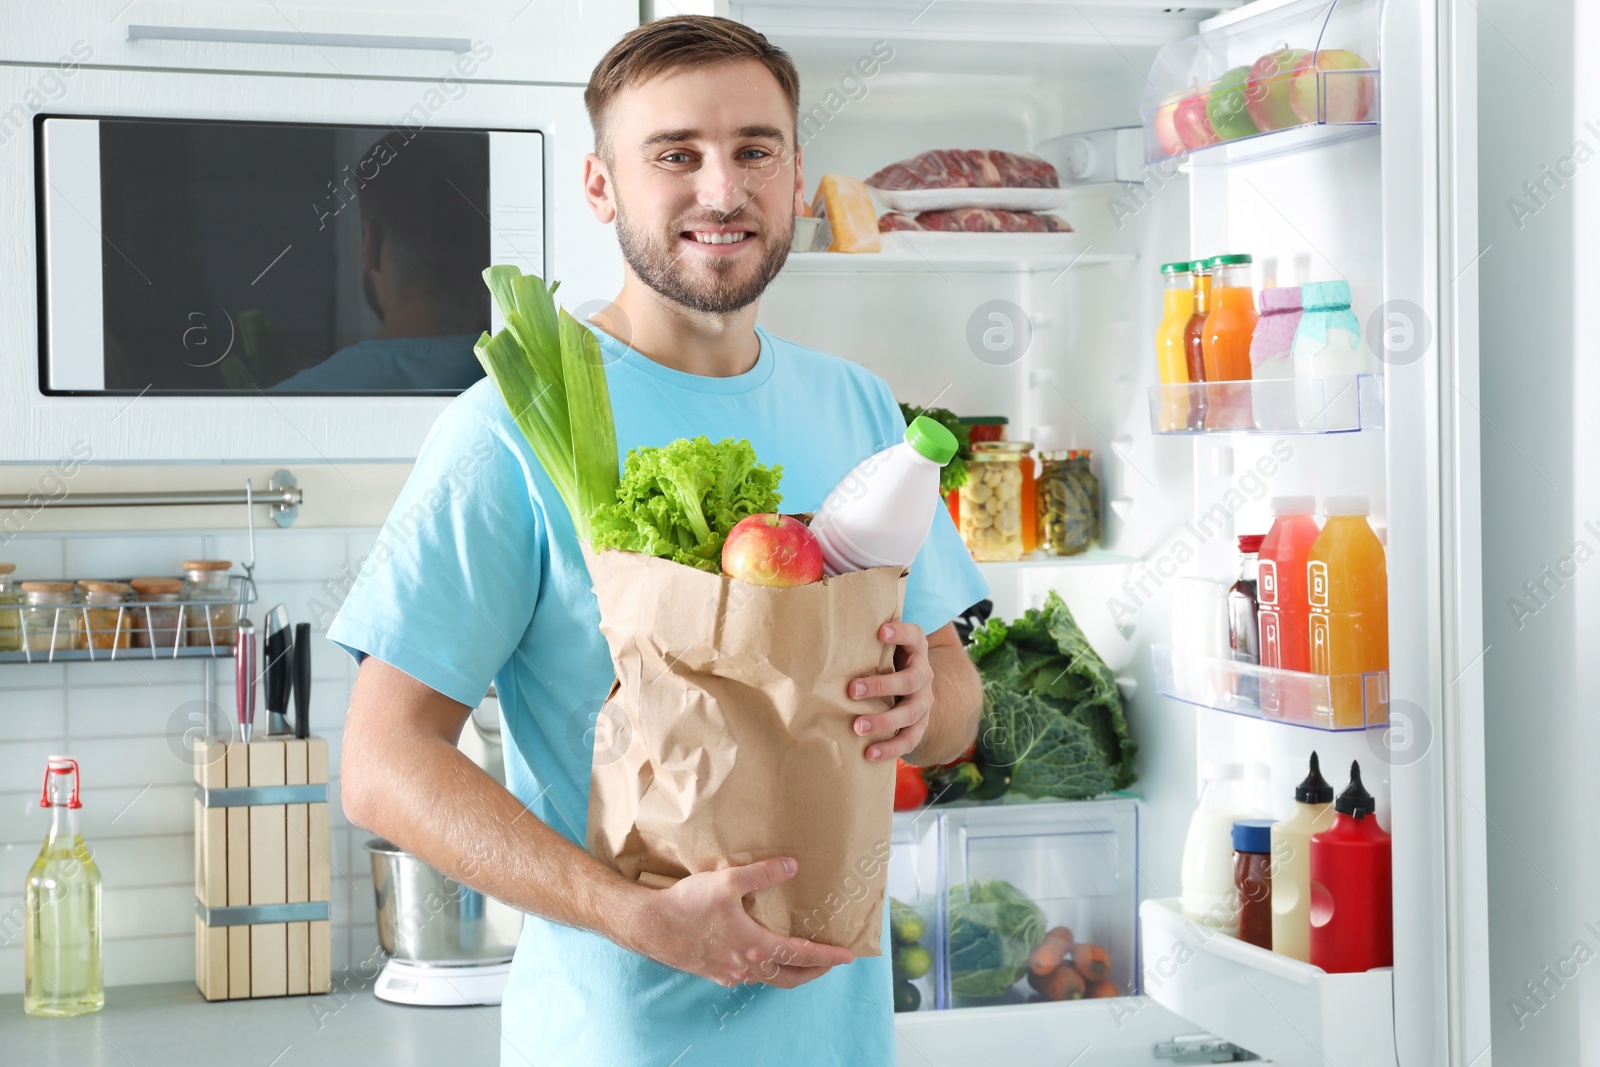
[{"xmin": 1309, "ymin": 761, "xmax": 1392, "ymax": 973}]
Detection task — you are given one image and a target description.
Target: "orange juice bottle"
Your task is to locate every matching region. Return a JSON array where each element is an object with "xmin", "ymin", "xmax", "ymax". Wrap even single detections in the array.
[
  {"xmin": 1156, "ymin": 261, "xmax": 1194, "ymax": 431},
  {"xmin": 1182, "ymin": 264, "xmax": 1212, "ymax": 430},
  {"xmin": 1201, "ymin": 254, "xmax": 1259, "ymax": 430},
  {"xmin": 1307, "ymin": 496, "xmax": 1389, "ymax": 728}
]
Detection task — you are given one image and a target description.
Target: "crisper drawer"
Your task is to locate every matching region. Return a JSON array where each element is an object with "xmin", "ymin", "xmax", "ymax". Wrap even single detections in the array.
[{"xmin": 1141, "ymin": 897, "xmax": 1397, "ymax": 1067}]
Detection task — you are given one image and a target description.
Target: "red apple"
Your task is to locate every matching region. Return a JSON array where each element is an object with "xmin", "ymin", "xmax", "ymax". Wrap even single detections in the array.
[
  {"xmin": 1174, "ymin": 88, "xmax": 1220, "ymax": 151},
  {"xmin": 1246, "ymin": 46, "xmax": 1310, "ymax": 131},
  {"xmin": 721, "ymin": 514, "xmax": 824, "ymax": 587},
  {"xmin": 1153, "ymin": 91, "xmax": 1186, "ymax": 156},
  {"xmin": 1288, "ymin": 48, "xmax": 1375, "ymax": 125}
]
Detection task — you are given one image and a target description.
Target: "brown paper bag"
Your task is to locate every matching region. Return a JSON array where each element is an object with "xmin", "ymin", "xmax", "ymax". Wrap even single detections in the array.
[{"xmin": 582, "ymin": 546, "xmax": 906, "ymax": 956}]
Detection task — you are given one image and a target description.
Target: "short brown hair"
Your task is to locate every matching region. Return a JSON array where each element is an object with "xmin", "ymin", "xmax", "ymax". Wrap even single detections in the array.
[{"xmin": 584, "ymin": 16, "xmax": 800, "ymax": 163}]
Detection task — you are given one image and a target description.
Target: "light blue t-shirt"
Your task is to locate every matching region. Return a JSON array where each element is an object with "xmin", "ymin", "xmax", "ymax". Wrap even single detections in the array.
[
  {"xmin": 328, "ymin": 323, "xmax": 989, "ymax": 1066},
  {"xmin": 272, "ymin": 333, "xmax": 484, "ymax": 392}
]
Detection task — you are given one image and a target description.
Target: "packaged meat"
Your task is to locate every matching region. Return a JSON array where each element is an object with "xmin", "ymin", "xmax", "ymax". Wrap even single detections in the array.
[
  {"xmin": 877, "ymin": 212, "xmax": 924, "ymax": 232},
  {"xmin": 810, "ymin": 174, "xmax": 881, "ymax": 253},
  {"xmin": 867, "ymin": 149, "xmax": 1060, "ymax": 191},
  {"xmin": 914, "ymin": 209, "xmax": 1072, "ymax": 234}
]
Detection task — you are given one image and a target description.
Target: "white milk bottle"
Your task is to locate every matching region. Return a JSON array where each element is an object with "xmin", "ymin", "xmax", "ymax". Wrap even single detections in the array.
[
  {"xmin": 1180, "ymin": 761, "xmax": 1258, "ymax": 932},
  {"xmin": 809, "ymin": 416, "xmax": 958, "ymax": 576}
]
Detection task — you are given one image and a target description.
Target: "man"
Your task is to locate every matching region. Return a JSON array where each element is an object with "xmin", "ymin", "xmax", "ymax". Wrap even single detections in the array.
[
  {"xmin": 334, "ymin": 15, "xmax": 989, "ymax": 1065},
  {"xmin": 274, "ymin": 133, "xmax": 489, "ymax": 392}
]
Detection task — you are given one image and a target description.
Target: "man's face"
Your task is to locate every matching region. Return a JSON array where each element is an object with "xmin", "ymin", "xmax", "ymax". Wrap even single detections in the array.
[{"xmin": 596, "ymin": 59, "xmax": 800, "ymax": 315}]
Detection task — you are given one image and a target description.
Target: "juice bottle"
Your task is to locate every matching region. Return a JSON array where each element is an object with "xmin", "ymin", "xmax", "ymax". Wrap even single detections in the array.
[
  {"xmin": 1270, "ymin": 751, "xmax": 1335, "ymax": 962},
  {"xmin": 1155, "ymin": 261, "xmax": 1194, "ymax": 431},
  {"xmin": 1309, "ymin": 761, "xmax": 1392, "ymax": 973},
  {"xmin": 1258, "ymin": 496, "xmax": 1321, "ymax": 718},
  {"xmin": 810, "ymin": 415, "xmax": 959, "ymax": 575},
  {"xmin": 1182, "ymin": 262, "xmax": 1212, "ymax": 430},
  {"xmin": 25, "ymin": 756, "xmax": 103, "ymax": 1017},
  {"xmin": 1307, "ymin": 496, "xmax": 1389, "ymax": 728},
  {"xmin": 1201, "ymin": 254, "xmax": 1259, "ymax": 430}
]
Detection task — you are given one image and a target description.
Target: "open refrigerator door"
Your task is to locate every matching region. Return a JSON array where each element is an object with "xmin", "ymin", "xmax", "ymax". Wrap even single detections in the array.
[{"xmin": 730, "ymin": 0, "xmax": 1488, "ymax": 1060}]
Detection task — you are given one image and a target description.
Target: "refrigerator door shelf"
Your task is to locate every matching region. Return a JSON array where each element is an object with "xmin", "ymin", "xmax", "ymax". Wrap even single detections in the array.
[
  {"xmin": 1148, "ymin": 375, "xmax": 1385, "ymax": 436},
  {"xmin": 1140, "ymin": 898, "xmax": 1396, "ymax": 1067},
  {"xmin": 1153, "ymin": 645, "xmax": 1389, "ymax": 732}
]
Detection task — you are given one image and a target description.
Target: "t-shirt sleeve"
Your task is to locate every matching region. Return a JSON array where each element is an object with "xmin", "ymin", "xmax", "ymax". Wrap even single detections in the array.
[
  {"xmin": 327, "ymin": 398, "xmax": 543, "ymax": 708},
  {"xmin": 869, "ymin": 380, "xmax": 990, "ymax": 635}
]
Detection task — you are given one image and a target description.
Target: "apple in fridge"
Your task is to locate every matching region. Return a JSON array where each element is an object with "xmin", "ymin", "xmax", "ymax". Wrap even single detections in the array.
[
  {"xmin": 1152, "ymin": 91, "xmax": 1186, "ymax": 156},
  {"xmin": 1289, "ymin": 48, "xmax": 1376, "ymax": 125},
  {"xmin": 1174, "ymin": 88, "xmax": 1220, "ymax": 150},
  {"xmin": 1245, "ymin": 46, "xmax": 1311, "ymax": 131},
  {"xmin": 1206, "ymin": 66, "xmax": 1261, "ymax": 141},
  {"xmin": 721, "ymin": 514, "xmax": 825, "ymax": 587}
]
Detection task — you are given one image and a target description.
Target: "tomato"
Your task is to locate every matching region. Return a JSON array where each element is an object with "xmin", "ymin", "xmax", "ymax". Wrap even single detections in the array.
[
  {"xmin": 931, "ymin": 740, "xmax": 977, "ymax": 772},
  {"xmin": 894, "ymin": 760, "xmax": 929, "ymax": 810}
]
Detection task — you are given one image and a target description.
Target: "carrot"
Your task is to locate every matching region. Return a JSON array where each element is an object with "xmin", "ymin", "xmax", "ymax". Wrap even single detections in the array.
[
  {"xmin": 1028, "ymin": 926, "xmax": 1075, "ymax": 976},
  {"xmin": 1072, "ymin": 943, "xmax": 1111, "ymax": 982},
  {"xmin": 1087, "ymin": 978, "xmax": 1120, "ymax": 998},
  {"xmin": 1027, "ymin": 962, "xmax": 1086, "ymax": 1001}
]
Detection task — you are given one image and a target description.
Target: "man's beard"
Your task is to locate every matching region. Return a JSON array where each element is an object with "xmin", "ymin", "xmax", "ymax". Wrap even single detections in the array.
[{"xmin": 614, "ymin": 195, "xmax": 793, "ymax": 315}]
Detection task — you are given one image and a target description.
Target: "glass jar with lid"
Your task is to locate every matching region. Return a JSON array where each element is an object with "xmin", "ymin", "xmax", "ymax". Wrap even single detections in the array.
[
  {"xmin": 958, "ymin": 450, "xmax": 1025, "ymax": 562},
  {"xmin": 0, "ymin": 563, "xmax": 20, "ymax": 653},
  {"xmin": 77, "ymin": 581, "xmax": 133, "ymax": 652},
  {"xmin": 975, "ymin": 441, "xmax": 1037, "ymax": 556},
  {"xmin": 129, "ymin": 577, "xmax": 186, "ymax": 651},
  {"xmin": 1038, "ymin": 450, "xmax": 1101, "ymax": 556},
  {"xmin": 958, "ymin": 415, "xmax": 1008, "ymax": 445},
  {"xmin": 20, "ymin": 581, "xmax": 77, "ymax": 655},
  {"xmin": 182, "ymin": 561, "xmax": 237, "ymax": 649}
]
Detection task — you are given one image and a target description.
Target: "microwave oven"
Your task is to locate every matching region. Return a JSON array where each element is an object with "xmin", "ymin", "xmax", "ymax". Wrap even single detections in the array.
[{"xmin": 37, "ymin": 115, "xmax": 544, "ymax": 396}]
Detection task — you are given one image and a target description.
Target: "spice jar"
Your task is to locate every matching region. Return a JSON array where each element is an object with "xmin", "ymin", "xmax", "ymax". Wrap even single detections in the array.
[
  {"xmin": 182, "ymin": 561, "xmax": 238, "ymax": 649},
  {"xmin": 1038, "ymin": 450, "xmax": 1100, "ymax": 556},
  {"xmin": 958, "ymin": 450, "xmax": 1025, "ymax": 562},
  {"xmin": 976, "ymin": 441, "xmax": 1037, "ymax": 555},
  {"xmin": 20, "ymin": 581, "xmax": 77, "ymax": 655},
  {"xmin": 78, "ymin": 581, "xmax": 133, "ymax": 651},
  {"xmin": 0, "ymin": 564, "xmax": 20, "ymax": 653},
  {"xmin": 130, "ymin": 577, "xmax": 186, "ymax": 650}
]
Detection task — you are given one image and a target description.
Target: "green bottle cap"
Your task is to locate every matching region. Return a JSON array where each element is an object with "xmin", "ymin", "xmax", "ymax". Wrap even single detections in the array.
[
  {"xmin": 905, "ymin": 415, "xmax": 958, "ymax": 466},
  {"xmin": 1160, "ymin": 261, "xmax": 1194, "ymax": 274},
  {"xmin": 1207, "ymin": 253, "xmax": 1254, "ymax": 267}
]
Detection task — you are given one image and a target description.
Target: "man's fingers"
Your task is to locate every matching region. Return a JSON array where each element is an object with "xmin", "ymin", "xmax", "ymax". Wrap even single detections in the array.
[
  {"xmin": 854, "ymin": 693, "xmax": 929, "ymax": 738},
  {"xmin": 849, "ymin": 661, "xmax": 930, "ymax": 701},
  {"xmin": 759, "ymin": 963, "xmax": 835, "ymax": 989},
  {"xmin": 880, "ymin": 621, "xmax": 926, "ymax": 649},
  {"xmin": 867, "ymin": 713, "xmax": 930, "ymax": 761},
  {"xmin": 764, "ymin": 934, "xmax": 855, "ymax": 969},
  {"xmin": 724, "ymin": 856, "xmax": 798, "ymax": 897}
]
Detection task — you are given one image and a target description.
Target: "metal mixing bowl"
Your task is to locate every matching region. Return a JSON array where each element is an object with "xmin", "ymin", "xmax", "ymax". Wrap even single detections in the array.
[{"xmin": 366, "ymin": 838, "xmax": 522, "ymax": 964}]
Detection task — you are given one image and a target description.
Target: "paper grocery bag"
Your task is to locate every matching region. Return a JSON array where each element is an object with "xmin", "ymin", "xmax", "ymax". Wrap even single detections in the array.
[{"xmin": 582, "ymin": 546, "xmax": 906, "ymax": 956}]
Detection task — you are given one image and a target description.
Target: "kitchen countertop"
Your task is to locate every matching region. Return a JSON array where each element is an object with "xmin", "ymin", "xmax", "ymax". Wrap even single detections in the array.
[{"xmin": 1, "ymin": 979, "xmax": 505, "ymax": 1066}]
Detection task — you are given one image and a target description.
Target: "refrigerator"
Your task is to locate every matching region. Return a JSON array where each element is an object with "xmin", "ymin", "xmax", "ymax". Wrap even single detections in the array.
[{"xmin": 723, "ymin": 0, "xmax": 1492, "ymax": 1062}]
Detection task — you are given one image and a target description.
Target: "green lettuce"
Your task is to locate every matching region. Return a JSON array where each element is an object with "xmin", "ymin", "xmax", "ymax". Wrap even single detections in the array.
[
  {"xmin": 947, "ymin": 879, "xmax": 1045, "ymax": 998},
  {"xmin": 589, "ymin": 436, "xmax": 782, "ymax": 573},
  {"xmin": 473, "ymin": 266, "xmax": 618, "ymax": 541},
  {"xmin": 970, "ymin": 591, "xmax": 1137, "ymax": 799}
]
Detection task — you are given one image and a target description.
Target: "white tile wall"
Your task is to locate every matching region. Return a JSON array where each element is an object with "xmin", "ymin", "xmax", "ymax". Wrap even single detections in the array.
[{"xmin": 0, "ymin": 526, "xmax": 386, "ymax": 994}]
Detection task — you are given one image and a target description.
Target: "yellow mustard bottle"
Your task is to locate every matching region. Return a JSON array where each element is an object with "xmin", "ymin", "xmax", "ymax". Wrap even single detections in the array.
[{"xmin": 25, "ymin": 756, "xmax": 103, "ymax": 1017}]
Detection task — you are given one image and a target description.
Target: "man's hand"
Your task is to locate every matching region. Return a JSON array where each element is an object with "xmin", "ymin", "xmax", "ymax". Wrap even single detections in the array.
[
  {"xmin": 847, "ymin": 622, "xmax": 934, "ymax": 761},
  {"xmin": 629, "ymin": 857, "xmax": 855, "ymax": 988},
  {"xmin": 849, "ymin": 621, "xmax": 983, "ymax": 766}
]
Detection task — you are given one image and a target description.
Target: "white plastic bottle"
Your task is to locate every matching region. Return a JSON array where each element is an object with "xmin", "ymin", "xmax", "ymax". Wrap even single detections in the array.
[
  {"xmin": 1271, "ymin": 751, "xmax": 1336, "ymax": 962},
  {"xmin": 1291, "ymin": 279, "xmax": 1368, "ymax": 429},
  {"xmin": 1180, "ymin": 761, "xmax": 1257, "ymax": 932},
  {"xmin": 809, "ymin": 416, "xmax": 959, "ymax": 576}
]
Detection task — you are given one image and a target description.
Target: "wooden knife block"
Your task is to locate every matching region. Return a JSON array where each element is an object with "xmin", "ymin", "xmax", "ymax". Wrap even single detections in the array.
[{"xmin": 193, "ymin": 737, "xmax": 331, "ymax": 999}]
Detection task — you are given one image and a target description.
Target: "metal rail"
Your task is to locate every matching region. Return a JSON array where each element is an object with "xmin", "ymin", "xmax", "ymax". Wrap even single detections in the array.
[{"xmin": 0, "ymin": 470, "xmax": 301, "ymax": 527}]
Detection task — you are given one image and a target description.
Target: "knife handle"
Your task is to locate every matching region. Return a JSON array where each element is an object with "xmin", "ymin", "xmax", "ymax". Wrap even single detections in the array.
[
  {"xmin": 235, "ymin": 621, "xmax": 256, "ymax": 744},
  {"xmin": 264, "ymin": 624, "xmax": 292, "ymax": 717},
  {"xmin": 293, "ymin": 623, "xmax": 312, "ymax": 740}
]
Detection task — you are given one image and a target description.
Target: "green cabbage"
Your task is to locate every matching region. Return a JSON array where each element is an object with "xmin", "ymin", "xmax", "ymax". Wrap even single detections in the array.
[
  {"xmin": 970, "ymin": 591, "xmax": 1137, "ymax": 799},
  {"xmin": 589, "ymin": 436, "xmax": 782, "ymax": 573},
  {"xmin": 947, "ymin": 879, "xmax": 1045, "ymax": 998}
]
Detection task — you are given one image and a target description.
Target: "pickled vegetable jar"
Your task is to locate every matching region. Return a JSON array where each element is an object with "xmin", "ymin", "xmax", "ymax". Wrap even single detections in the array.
[
  {"xmin": 958, "ymin": 451, "xmax": 1025, "ymax": 562},
  {"xmin": 1038, "ymin": 450, "xmax": 1100, "ymax": 556}
]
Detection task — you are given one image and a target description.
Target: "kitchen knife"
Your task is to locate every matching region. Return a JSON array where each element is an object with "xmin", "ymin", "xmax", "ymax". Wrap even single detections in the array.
[
  {"xmin": 293, "ymin": 622, "xmax": 311, "ymax": 740},
  {"xmin": 263, "ymin": 604, "xmax": 292, "ymax": 736},
  {"xmin": 235, "ymin": 619, "xmax": 257, "ymax": 744}
]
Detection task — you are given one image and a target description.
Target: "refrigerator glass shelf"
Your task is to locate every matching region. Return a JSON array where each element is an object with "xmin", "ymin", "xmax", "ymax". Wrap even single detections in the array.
[
  {"xmin": 973, "ymin": 550, "xmax": 1139, "ymax": 573},
  {"xmin": 1140, "ymin": 898, "xmax": 1397, "ymax": 1067},
  {"xmin": 1148, "ymin": 373, "xmax": 1384, "ymax": 435},
  {"xmin": 1153, "ymin": 645, "xmax": 1388, "ymax": 731},
  {"xmin": 1139, "ymin": 0, "xmax": 1380, "ymax": 168},
  {"xmin": 782, "ymin": 250, "xmax": 1135, "ymax": 275}
]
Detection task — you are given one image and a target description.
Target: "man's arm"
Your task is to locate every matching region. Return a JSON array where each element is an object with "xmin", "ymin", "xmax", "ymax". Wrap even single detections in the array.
[
  {"xmin": 340, "ymin": 656, "xmax": 853, "ymax": 988},
  {"xmin": 847, "ymin": 621, "xmax": 982, "ymax": 766}
]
